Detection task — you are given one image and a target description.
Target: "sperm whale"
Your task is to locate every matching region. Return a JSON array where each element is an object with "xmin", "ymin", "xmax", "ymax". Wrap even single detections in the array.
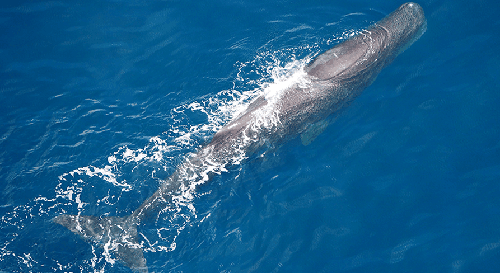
[{"xmin": 54, "ymin": 3, "xmax": 426, "ymax": 272}]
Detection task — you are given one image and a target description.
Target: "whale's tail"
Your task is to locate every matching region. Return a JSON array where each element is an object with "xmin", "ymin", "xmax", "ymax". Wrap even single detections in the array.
[{"xmin": 53, "ymin": 214, "xmax": 147, "ymax": 273}]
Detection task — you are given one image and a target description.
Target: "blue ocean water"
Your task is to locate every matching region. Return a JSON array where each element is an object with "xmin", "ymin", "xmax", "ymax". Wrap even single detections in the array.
[{"xmin": 1, "ymin": 0, "xmax": 500, "ymax": 272}]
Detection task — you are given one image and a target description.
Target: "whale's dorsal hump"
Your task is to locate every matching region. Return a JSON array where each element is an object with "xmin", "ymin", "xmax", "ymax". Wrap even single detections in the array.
[{"xmin": 305, "ymin": 37, "xmax": 369, "ymax": 81}]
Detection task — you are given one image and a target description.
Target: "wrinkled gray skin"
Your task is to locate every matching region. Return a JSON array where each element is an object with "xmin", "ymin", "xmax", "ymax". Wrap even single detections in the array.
[{"xmin": 54, "ymin": 3, "xmax": 426, "ymax": 272}]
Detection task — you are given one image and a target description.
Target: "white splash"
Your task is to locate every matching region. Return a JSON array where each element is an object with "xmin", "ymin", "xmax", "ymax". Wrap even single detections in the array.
[{"xmin": 46, "ymin": 45, "xmax": 323, "ymax": 264}]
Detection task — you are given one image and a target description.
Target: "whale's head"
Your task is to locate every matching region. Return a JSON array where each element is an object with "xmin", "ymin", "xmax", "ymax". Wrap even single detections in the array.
[
  {"xmin": 305, "ymin": 2, "xmax": 426, "ymax": 82},
  {"xmin": 376, "ymin": 2, "xmax": 427, "ymax": 59}
]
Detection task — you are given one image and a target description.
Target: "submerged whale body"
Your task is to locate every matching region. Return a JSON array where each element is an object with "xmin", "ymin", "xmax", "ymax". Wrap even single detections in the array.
[{"xmin": 54, "ymin": 3, "xmax": 426, "ymax": 272}]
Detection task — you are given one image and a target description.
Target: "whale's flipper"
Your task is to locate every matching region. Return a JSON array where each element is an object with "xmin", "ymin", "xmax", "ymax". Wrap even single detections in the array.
[
  {"xmin": 53, "ymin": 214, "xmax": 148, "ymax": 273},
  {"xmin": 300, "ymin": 119, "xmax": 330, "ymax": 146}
]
